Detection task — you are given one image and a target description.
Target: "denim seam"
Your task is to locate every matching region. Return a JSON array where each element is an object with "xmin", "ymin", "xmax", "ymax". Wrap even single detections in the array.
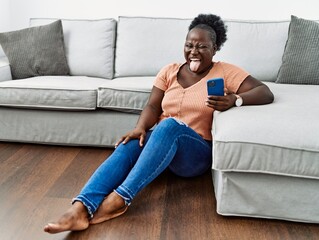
[
  {"xmin": 114, "ymin": 188, "xmax": 132, "ymax": 206},
  {"xmin": 72, "ymin": 196, "xmax": 98, "ymax": 219}
]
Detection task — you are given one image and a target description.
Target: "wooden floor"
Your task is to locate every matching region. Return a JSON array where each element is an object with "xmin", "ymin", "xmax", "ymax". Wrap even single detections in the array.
[{"xmin": 0, "ymin": 143, "xmax": 318, "ymax": 240}]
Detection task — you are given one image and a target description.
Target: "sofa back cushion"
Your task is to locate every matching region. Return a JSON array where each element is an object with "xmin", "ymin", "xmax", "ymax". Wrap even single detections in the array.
[
  {"xmin": 0, "ymin": 46, "xmax": 10, "ymax": 81},
  {"xmin": 0, "ymin": 45, "xmax": 6, "ymax": 58},
  {"xmin": 276, "ymin": 16, "xmax": 319, "ymax": 85},
  {"xmin": 215, "ymin": 20, "xmax": 290, "ymax": 82},
  {"xmin": 0, "ymin": 20, "xmax": 70, "ymax": 79},
  {"xmin": 115, "ymin": 16, "xmax": 290, "ymax": 82},
  {"xmin": 115, "ymin": 16, "xmax": 191, "ymax": 77},
  {"xmin": 30, "ymin": 18, "xmax": 116, "ymax": 79},
  {"xmin": 0, "ymin": 58, "xmax": 12, "ymax": 81}
]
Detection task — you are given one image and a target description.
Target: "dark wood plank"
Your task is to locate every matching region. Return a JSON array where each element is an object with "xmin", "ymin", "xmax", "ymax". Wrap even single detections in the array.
[
  {"xmin": 0, "ymin": 142, "xmax": 319, "ymax": 240},
  {"xmin": 45, "ymin": 147, "xmax": 110, "ymax": 198},
  {"xmin": 159, "ymin": 170, "xmax": 216, "ymax": 240},
  {"xmin": 0, "ymin": 144, "xmax": 82, "ymax": 240}
]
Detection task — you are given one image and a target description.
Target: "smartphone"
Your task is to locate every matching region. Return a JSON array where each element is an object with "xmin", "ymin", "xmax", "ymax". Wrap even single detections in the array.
[{"xmin": 207, "ymin": 78, "xmax": 224, "ymax": 96}]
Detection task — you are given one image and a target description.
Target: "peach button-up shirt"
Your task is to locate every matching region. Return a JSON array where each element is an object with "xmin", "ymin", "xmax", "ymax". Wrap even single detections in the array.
[{"xmin": 154, "ymin": 61, "xmax": 249, "ymax": 140}]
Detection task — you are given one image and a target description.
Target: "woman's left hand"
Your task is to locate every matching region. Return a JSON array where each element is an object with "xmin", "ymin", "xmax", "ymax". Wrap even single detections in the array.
[
  {"xmin": 206, "ymin": 75, "xmax": 275, "ymax": 111},
  {"xmin": 205, "ymin": 93, "xmax": 236, "ymax": 111}
]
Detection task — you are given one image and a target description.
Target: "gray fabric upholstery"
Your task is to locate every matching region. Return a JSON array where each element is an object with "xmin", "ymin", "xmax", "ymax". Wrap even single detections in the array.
[
  {"xmin": 213, "ymin": 82, "xmax": 319, "ymax": 179},
  {"xmin": 0, "ymin": 45, "xmax": 5, "ymax": 57},
  {"xmin": 97, "ymin": 77, "xmax": 153, "ymax": 113},
  {"xmin": 0, "ymin": 76, "xmax": 109, "ymax": 110},
  {"xmin": 0, "ymin": 20, "xmax": 69, "ymax": 79},
  {"xmin": 0, "ymin": 57, "xmax": 12, "ymax": 81},
  {"xmin": 115, "ymin": 16, "xmax": 191, "ymax": 77},
  {"xmin": 213, "ymin": 171, "xmax": 319, "ymax": 223},
  {"xmin": 0, "ymin": 107, "xmax": 139, "ymax": 147},
  {"xmin": 115, "ymin": 17, "xmax": 290, "ymax": 82},
  {"xmin": 276, "ymin": 16, "xmax": 319, "ymax": 84},
  {"xmin": 30, "ymin": 18, "xmax": 117, "ymax": 79},
  {"xmin": 215, "ymin": 20, "xmax": 290, "ymax": 82}
]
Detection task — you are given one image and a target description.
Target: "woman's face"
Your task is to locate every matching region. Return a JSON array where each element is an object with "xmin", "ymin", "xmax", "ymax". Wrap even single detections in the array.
[{"xmin": 184, "ymin": 28, "xmax": 216, "ymax": 73}]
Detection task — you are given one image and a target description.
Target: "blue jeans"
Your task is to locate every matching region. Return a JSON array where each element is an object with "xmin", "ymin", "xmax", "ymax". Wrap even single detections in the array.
[{"xmin": 73, "ymin": 118, "xmax": 212, "ymax": 218}]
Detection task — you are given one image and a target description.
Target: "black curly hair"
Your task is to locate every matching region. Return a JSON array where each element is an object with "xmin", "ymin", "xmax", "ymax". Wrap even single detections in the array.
[{"xmin": 188, "ymin": 14, "xmax": 227, "ymax": 51}]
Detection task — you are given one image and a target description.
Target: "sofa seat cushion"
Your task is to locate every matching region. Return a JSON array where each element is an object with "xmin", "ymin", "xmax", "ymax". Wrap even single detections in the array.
[
  {"xmin": 0, "ymin": 76, "xmax": 108, "ymax": 110},
  {"xmin": 97, "ymin": 77, "xmax": 153, "ymax": 113},
  {"xmin": 212, "ymin": 82, "xmax": 319, "ymax": 179}
]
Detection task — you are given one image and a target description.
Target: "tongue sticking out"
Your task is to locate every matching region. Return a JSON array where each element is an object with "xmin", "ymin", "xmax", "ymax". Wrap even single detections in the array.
[{"xmin": 190, "ymin": 60, "xmax": 200, "ymax": 72}]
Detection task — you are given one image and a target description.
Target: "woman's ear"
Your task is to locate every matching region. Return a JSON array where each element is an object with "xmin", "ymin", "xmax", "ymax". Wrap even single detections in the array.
[{"xmin": 212, "ymin": 44, "xmax": 218, "ymax": 56}]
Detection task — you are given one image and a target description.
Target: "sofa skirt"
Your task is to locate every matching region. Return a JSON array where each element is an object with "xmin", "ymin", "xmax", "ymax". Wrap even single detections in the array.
[
  {"xmin": 0, "ymin": 107, "xmax": 139, "ymax": 147},
  {"xmin": 213, "ymin": 170, "xmax": 319, "ymax": 223}
]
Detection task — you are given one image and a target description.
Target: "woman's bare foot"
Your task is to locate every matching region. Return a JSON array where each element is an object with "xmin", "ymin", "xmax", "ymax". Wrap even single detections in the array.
[
  {"xmin": 43, "ymin": 201, "xmax": 90, "ymax": 234},
  {"xmin": 90, "ymin": 191, "xmax": 128, "ymax": 224}
]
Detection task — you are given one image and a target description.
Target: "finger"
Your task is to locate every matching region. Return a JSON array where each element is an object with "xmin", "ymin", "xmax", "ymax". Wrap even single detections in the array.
[
  {"xmin": 114, "ymin": 136, "xmax": 125, "ymax": 148},
  {"xmin": 122, "ymin": 136, "xmax": 131, "ymax": 144},
  {"xmin": 216, "ymin": 99, "xmax": 233, "ymax": 111},
  {"xmin": 139, "ymin": 134, "xmax": 145, "ymax": 147},
  {"xmin": 206, "ymin": 99, "xmax": 218, "ymax": 105},
  {"xmin": 207, "ymin": 95, "xmax": 222, "ymax": 100},
  {"xmin": 205, "ymin": 101, "xmax": 216, "ymax": 109}
]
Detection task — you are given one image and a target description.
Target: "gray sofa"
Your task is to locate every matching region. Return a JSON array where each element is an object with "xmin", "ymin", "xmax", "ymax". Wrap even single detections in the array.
[{"xmin": 0, "ymin": 16, "xmax": 318, "ymax": 224}]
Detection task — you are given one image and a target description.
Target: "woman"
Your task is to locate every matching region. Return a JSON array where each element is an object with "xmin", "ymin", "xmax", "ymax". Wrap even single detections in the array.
[{"xmin": 44, "ymin": 13, "xmax": 274, "ymax": 234}]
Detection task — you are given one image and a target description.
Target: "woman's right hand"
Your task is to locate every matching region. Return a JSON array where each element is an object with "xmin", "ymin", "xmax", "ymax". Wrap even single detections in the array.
[
  {"xmin": 114, "ymin": 128, "xmax": 147, "ymax": 148},
  {"xmin": 114, "ymin": 86, "xmax": 164, "ymax": 149}
]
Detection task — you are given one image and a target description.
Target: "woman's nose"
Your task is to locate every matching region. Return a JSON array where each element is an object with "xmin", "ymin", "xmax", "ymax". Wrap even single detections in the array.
[{"xmin": 191, "ymin": 46, "xmax": 199, "ymax": 54}]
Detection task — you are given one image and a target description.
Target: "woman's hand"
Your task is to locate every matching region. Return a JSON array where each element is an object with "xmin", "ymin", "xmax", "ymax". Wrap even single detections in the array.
[
  {"xmin": 115, "ymin": 128, "xmax": 147, "ymax": 148},
  {"xmin": 114, "ymin": 86, "xmax": 164, "ymax": 149},
  {"xmin": 206, "ymin": 75, "xmax": 274, "ymax": 111},
  {"xmin": 206, "ymin": 93, "xmax": 236, "ymax": 111}
]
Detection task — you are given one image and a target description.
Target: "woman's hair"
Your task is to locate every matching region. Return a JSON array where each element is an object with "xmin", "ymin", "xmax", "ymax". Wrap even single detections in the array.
[{"xmin": 188, "ymin": 14, "xmax": 227, "ymax": 51}]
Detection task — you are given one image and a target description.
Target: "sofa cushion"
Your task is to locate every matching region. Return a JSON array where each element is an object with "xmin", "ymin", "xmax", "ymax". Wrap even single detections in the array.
[
  {"xmin": 0, "ymin": 76, "xmax": 108, "ymax": 110},
  {"xmin": 0, "ymin": 57, "xmax": 12, "ymax": 81},
  {"xmin": 212, "ymin": 82, "xmax": 319, "ymax": 179},
  {"xmin": 30, "ymin": 18, "xmax": 117, "ymax": 79},
  {"xmin": 276, "ymin": 16, "xmax": 319, "ymax": 85},
  {"xmin": 214, "ymin": 20, "xmax": 290, "ymax": 82},
  {"xmin": 0, "ymin": 45, "xmax": 6, "ymax": 58},
  {"xmin": 97, "ymin": 77, "xmax": 153, "ymax": 113},
  {"xmin": 115, "ymin": 17, "xmax": 290, "ymax": 82},
  {"xmin": 115, "ymin": 16, "xmax": 191, "ymax": 77},
  {"xmin": 0, "ymin": 20, "xmax": 70, "ymax": 79}
]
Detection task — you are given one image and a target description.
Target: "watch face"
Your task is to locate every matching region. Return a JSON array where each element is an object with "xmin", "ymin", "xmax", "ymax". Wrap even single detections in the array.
[{"xmin": 235, "ymin": 97, "xmax": 243, "ymax": 107}]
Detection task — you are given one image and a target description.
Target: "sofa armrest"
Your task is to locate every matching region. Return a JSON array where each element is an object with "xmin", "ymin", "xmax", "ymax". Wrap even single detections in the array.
[{"xmin": 0, "ymin": 57, "xmax": 12, "ymax": 82}]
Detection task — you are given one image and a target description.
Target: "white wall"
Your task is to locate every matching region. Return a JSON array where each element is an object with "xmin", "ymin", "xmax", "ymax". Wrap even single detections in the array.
[
  {"xmin": 0, "ymin": 0, "xmax": 11, "ymax": 32},
  {"xmin": 2, "ymin": 0, "xmax": 319, "ymax": 32}
]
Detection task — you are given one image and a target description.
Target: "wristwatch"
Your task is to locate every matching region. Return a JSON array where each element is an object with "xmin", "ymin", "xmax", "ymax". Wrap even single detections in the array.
[{"xmin": 234, "ymin": 94, "xmax": 243, "ymax": 107}]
